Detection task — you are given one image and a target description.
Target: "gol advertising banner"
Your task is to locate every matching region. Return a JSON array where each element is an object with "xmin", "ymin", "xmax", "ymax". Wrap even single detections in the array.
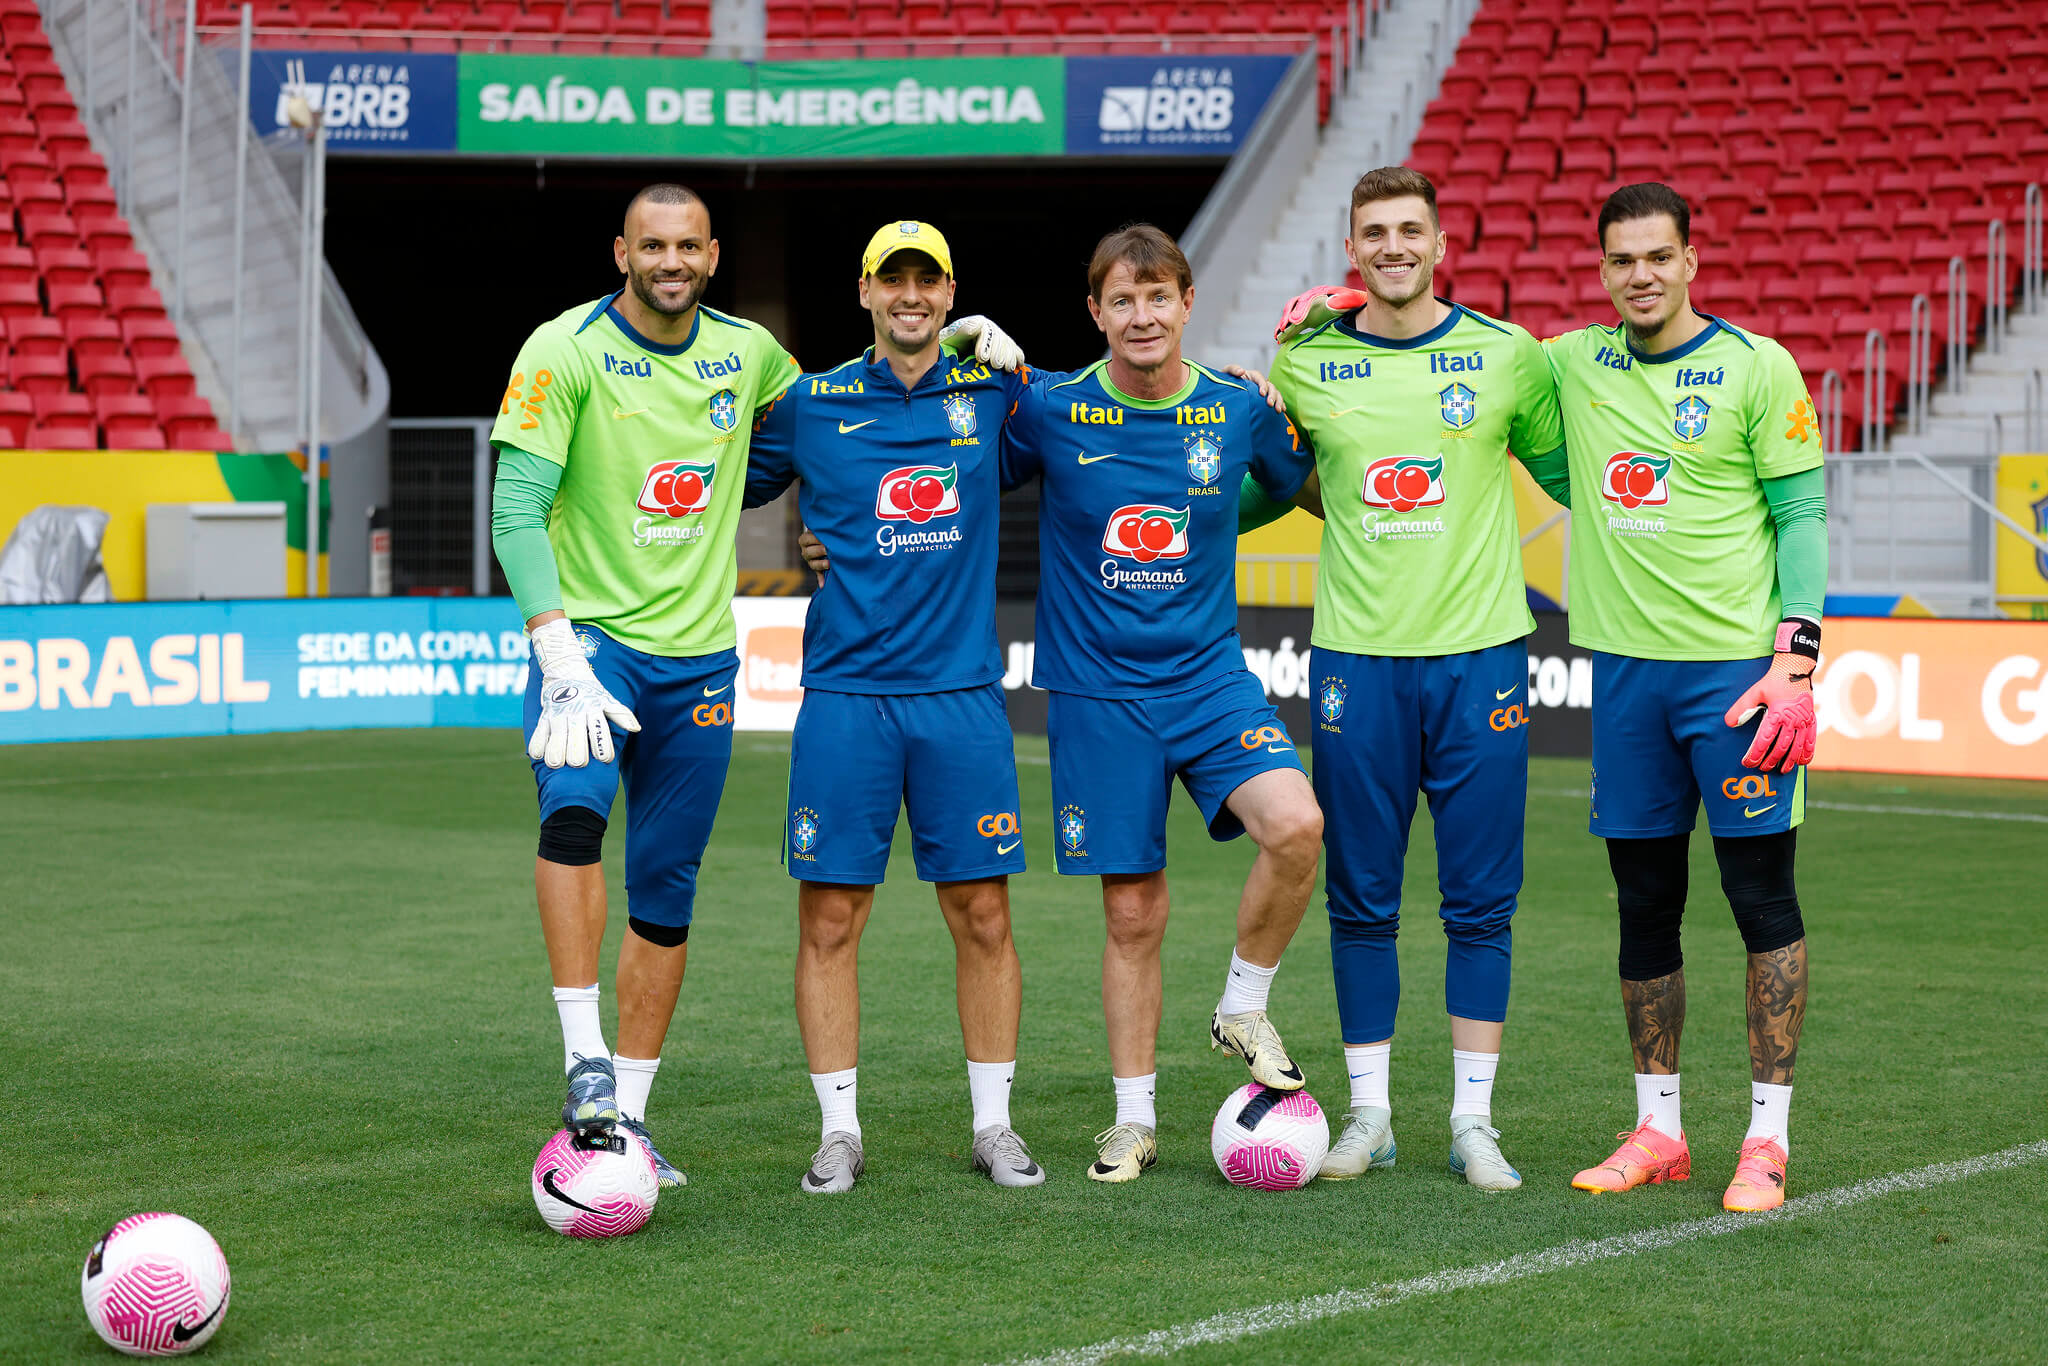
[
  {"xmin": 1995, "ymin": 453, "xmax": 2048, "ymax": 621},
  {"xmin": 0, "ymin": 595, "xmax": 811, "ymax": 744},
  {"xmin": 1813, "ymin": 616, "xmax": 2048, "ymax": 780}
]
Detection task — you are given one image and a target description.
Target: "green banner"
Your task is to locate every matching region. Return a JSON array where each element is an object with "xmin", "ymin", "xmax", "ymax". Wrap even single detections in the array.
[{"xmin": 457, "ymin": 55, "xmax": 1064, "ymax": 159}]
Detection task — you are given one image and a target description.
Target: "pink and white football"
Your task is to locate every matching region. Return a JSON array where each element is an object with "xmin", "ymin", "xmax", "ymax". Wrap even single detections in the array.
[
  {"xmin": 80, "ymin": 1212, "xmax": 231, "ymax": 1356},
  {"xmin": 531, "ymin": 1126, "xmax": 659, "ymax": 1237},
  {"xmin": 1211, "ymin": 1082, "xmax": 1330, "ymax": 1190}
]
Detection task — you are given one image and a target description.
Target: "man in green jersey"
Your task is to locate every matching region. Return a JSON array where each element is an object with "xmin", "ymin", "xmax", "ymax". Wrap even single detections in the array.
[
  {"xmin": 489, "ymin": 183, "xmax": 799, "ymax": 1188},
  {"xmin": 1549, "ymin": 184, "xmax": 1825, "ymax": 1214},
  {"xmin": 1254, "ymin": 168, "xmax": 1572, "ymax": 1191}
]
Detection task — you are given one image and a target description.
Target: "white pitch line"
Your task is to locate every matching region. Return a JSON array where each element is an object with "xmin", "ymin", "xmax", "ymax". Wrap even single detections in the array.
[
  {"xmin": 1528, "ymin": 786, "xmax": 2048, "ymax": 824},
  {"xmin": 1005, "ymin": 1140, "xmax": 2048, "ymax": 1366},
  {"xmin": 0, "ymin": 753, "xmax": 515, "ymax": 790}
]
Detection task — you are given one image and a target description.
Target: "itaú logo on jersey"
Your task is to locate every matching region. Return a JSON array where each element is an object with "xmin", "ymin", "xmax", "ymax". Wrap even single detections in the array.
[
  {"xmin": 1602, "ymin": 451, "xmax": 1671, "ymax": 509},
  {"xmin": 1362, "ymin": 455, "xmax": 1444, "ymax": 514},
  {"xmin": 876, "ymin": 464, "xmax": 960, "ymax": 524},
  {"xmin": 636, "ymin": 460, "xmax": 716, "ymax": 518}
]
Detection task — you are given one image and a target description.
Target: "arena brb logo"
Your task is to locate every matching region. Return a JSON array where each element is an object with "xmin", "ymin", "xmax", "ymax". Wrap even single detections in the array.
[
  {"xmin": 637, "ymin": 460, "xmax": 716, "ymax": 517},
  {"xmin": 1239, "ymin": 724, "xmax": 1292, "ymax": 751},
  {"xmin": 1362, "ymin": 455, "xmax": 1445, "ymax": 513},
  {"xmin": 976, "ymin": 812, "xmax": 1021, "ymax": 837},
  {"xmin": 691, "ymin": 701, "xmax": 731, "ymax": 727},
  {"xmin": 1489, "ymin": 703, "xmax": 1528, "ymax": 731},
  {"xmin": 1602, "ymin": 451, "xmax": 1671, "ymax": 509},
  {"xmin": 1722, "ymin": 774, "xmax": 1779, "ymax": 800}
]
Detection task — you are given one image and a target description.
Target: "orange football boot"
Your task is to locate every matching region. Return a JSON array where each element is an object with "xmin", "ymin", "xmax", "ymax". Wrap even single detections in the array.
[
  {"xmin": 1722, "ymin": 1137, "xmax": 1789, "ymax": 1211},
  {"xmin": 1572, "ymin": 1116, "xmax": 1691, "ymax": 1192}
]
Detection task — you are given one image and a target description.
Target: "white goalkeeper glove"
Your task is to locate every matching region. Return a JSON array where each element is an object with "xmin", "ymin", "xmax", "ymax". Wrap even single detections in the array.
[
  {"xmin": 526, "ymin": 617, "xmax": 640, "ymax": 769},
  {"xmin": 939, "ymin": 315, "xmax": 1025, "ymax": 372}
]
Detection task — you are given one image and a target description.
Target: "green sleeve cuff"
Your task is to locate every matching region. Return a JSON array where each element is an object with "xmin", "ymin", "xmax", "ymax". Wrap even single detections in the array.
[
  {"xmin": 1238, "ymin": 472, "xmax": 1293, "ymax": 533},
  {"xmin": 1762, "ymin": 465, "xmax": 1828, "ymax": 622},
  {"xmin": 490, "ymin": 444, "xmax": 566, "ymax": 623},
  {"xmin": 1519, "ymin": 443, "xmax": 1571, "ymax": 508}
]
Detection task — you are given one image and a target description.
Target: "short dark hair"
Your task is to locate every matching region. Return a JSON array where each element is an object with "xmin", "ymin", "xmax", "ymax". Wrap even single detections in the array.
[
  {"xmin": 1087, "ymin": 224, "xmax": 1192, "ymax": 301},
  {"xmin": 625, "ymin": 182, "xmax": 707, "ymax": 230},
  {"xmin": 1350, "ymin": 166, "xmax": 1438, "ymax": 227},
  {"xmin": 1598, "ymin": 183, "xmax": 1690, "ymax": 250}
]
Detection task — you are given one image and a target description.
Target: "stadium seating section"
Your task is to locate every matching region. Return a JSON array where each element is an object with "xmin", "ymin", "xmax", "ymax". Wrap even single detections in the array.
[
  {"xmin": 198, "ymin": 0, "xmax": 716, "ymax": 55},
  {"xmin": 0, "ymin": 0, "xmax": 228, "ymax": 448},
  {"xmin": 1400, "ymin": 0, "xmax": 2048, "ymax": 433}
]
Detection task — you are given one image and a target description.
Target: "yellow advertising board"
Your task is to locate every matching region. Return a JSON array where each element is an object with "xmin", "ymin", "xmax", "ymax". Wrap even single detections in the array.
[{"xmin": 1995, "ymin": 454, "xmax": 2048, "ymax": 621}]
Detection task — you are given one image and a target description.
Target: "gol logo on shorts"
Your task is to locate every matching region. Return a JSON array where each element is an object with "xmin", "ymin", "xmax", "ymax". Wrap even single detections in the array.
[
  {"xmin": 1489, "ymin": 704, "xmax": 1528, "ymax": 731},
  {"xmin": 1239, "ymin": 724, "xmax": 1290, "ymax": 750},
  {"xmin": 1722, "ymin": 774, "xmax": 1778, "ymax": 800},
  {"xmin": 692, "ymin": 701, "xmax": 732, "ymax": 727},
  {"xmin": 976, "ymin": 812, "xmax": 1020, "ymax": 837}
]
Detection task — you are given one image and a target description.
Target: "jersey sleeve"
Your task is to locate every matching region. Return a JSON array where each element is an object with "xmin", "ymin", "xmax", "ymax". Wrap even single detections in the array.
[
  {"xmin": 489, "ymin": 323, "xmax": 588, "ymax": 467},
  {"xmin": 744, "ymin": 385, "xmax": 800, "ymax": 509},
  {"xmin": 752, "ymin": 329, "xmax": 801, "ymax": 409},
  {"xmin": 1507, "ymin": 326, "xmax": 1565, "ymax": 459},
  {"xmin": 1247, "ymin": 392, "xmax": 1313, "ymax": 501},
  {"xmin": 998, "ymin": 379, "xmax": 1048, "ymax": 492},
  {"xmin": 1746, "ymin": 338, "xmax": 1825, "ymax": 479}
]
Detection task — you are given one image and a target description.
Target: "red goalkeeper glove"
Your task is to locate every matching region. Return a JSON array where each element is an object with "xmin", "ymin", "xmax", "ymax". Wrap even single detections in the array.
[
  {"xmin": 1273, "ymin": 286, "xmax": 1368, "ymax": 343},
  {"xmin": 1723, "ymin": 620, "xmax": 1820, "ymax": 773}
]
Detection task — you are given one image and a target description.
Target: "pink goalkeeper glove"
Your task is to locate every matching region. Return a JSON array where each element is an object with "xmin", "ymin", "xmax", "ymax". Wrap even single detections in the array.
[
  {"xmin": 1724, "ymin": 622, "xmax": 1820, "ymax": 773},
  {"xmin": 1274, "ymin": 286, "xmax": 1368, "ymax": 343}
]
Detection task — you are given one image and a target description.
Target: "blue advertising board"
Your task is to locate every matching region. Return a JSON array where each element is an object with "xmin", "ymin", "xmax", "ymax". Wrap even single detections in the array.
[
  {"xmin": 0, "ymin": 598, "xmax": 527, "ymax": 744},
  {"xmin": 1061, "ymin": 54, "xmax": 1295, "ymax": 156},
  {"xmin": 238, "ymin": 49, "xmax": 457, "ymax": 152}
]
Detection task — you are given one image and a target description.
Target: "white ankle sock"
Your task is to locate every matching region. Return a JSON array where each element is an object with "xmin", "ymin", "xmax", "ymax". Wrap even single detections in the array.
[
  {"xmin": 967, "ymin": 1059, "xmax": 1015, "ymax": 1133},
  {"xmin": 1113, "ymin": 1072, "xmax": 1157, "ymax": 1129},
  {"xmin": 1344, "ymin": 1043, "xmax": 1392, "ymax": 1111},
  {"xmin": 613, "ymin": 1054, "xmax": 659, "ymax": 1123},
  {"xmin": 1636, "ymin": 1072, "xmax": 1683, "ymax": 1138},
  {"xmin": 1451, "ymin": 1049, "xmax": 1498, "ymax": 1120},
  {"xmin": 1747, "ymin": 1081, "xmax": 1792, "ymax": 1150},
  {"xmin": 1218, "ymin": 952, "xmax": 1277, "ymax": 1016},
  {"xmin": 551, "ymin": 983, "xmax": 606, "ymax": 1072},
  {"xmin": 812, "ymin": 1068, "xmax": 860, "ymax": 1140}
]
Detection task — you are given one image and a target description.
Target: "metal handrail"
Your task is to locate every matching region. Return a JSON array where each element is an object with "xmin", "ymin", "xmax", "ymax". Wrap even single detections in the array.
[
  {"xmin": 1987, "ymin": 219, "xmax": 2006, "ymax": 355},
  {"xmin": 2025, "ymin": 183, "xmax": 2042, "ymax": 317},
  {"xmin": 1861, "ymin": 328, "xmax": 1887, "ymax": 452},
  {"xmin": 1864, "ymin": 449, "xmax": 2048, "ymax": 555},
  {"xmin": 1519, "ymin": 507, "xmax": 1566, "ymax": 545},
  {"xmin": 1820, "ymin": 368, "xmax": 1844, "ymax": 455},
  {"xmin": 1905, "ymin": 294, "xmax": 1932, "ymax": 436},
  {"xmin": 2026, "ymin": 368, "xmax": 2045, "ymax": 451},
  {"xmin": 1947, "ymin": 255, "xmax": 1968, "ymax": 395}
]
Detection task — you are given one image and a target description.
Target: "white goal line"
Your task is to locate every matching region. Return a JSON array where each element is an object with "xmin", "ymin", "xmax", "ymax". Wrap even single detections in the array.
[{"xmin": 1528, "ymin": 785, "xmax": 2048, "ymax": 824}]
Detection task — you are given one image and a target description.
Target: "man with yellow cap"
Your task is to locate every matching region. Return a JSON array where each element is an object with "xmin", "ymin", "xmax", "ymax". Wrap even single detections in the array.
[{"xmin": 743, "ymin": 221, "xmax": 1038, "ymax": 1194}]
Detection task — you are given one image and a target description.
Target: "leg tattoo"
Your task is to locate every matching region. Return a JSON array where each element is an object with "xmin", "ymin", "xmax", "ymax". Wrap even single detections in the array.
[
  {"xmin": 1746, "ymin": 938, "xmax": 1807, "ymax": 1084},
  {"xmin": 1621, "ymin": 970, "xmax": 1686, "ymax": 1074}
]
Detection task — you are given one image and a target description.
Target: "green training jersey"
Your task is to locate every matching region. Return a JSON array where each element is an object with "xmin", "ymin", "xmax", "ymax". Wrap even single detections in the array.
[
  {"xmin": 1271, "ymin": 303, "xmax": 1564, "ymax": 656},
  {"xmin": 1547, "ymin": 315, "xmax": 1823, "ymax": 661},
  {"xmin": 490, "ymin": 296, "xmax": 798, "ymax": 657}
]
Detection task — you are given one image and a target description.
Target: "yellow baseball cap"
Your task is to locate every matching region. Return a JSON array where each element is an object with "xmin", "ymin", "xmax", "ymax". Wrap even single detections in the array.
[{"xmin": 861, "ymin": 220, "xmax": 953, "ymax": 278}]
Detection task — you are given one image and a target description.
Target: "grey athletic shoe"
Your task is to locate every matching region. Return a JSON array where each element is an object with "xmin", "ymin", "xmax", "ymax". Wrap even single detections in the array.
[
  {"xmin": 801, "ymin": 1131, "xmax": 865, "ymax": 1194},
  {"xmin": 620, "ymin": 1116, "xmax": 686, "ymax": 1189},
  {"xmin": 1448, "ymin": 1114, "xmax": 1523, "ymax": 1191},
  {"xmin": 561, "ymin": 1053, "xmax": 621, "ymax": 1140},
  {"xmin": 971, "ymin": 1125, "xmax": 1047, "ymax": 1187},
  {"xmin": 1319, "ymin": 1105, "xmax": 1397, "ymax": 1179}
]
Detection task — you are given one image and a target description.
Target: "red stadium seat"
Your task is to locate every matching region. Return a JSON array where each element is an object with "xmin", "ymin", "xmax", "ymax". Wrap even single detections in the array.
[
  {"xmin": 95, "ymin": 391, "xmax": 156, "ymax": 427},
  {"xmin": 136, "ymin": 354, "xmax": 196, "ymax": 399},
  {"xmin": 27, "ymin": 420, "xmax": 95, "ymax": 448},
  {"xmin": 10, "ymin": 350, "xmax": 68, "ymax": 396},
  {"xmin": 122, "ymin": 314, "xmax": 182, "ymax": 357},
  {"xmin": 104, "ymin": 418, "xmax": 166, "ymax": 449}
]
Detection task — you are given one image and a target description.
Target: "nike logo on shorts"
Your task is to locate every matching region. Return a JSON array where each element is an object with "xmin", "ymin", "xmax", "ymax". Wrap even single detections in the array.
[
  {"xmin": 998, "ymin": 840, "xmax": 1020, "ymax": 855},
  {"xmin": 703, "ymin": 683, "xmax": 731, "ymax": 697},
  {"xmin": 1744, "ymin": 803, "xmax": 1776, "ymax": 818},
  {"xmin": 1495, "ymin": 686, "xmax": 1516, "ymax": 699},
  {"xmin": 1077, "ymin": 451, "xmax": 1118, "ymax": 464},
  {"xmin": 1266, "ymin": 743, "xmax": 1294, "ymax": 754},
  {"xmin": 838, "ymin": 419, "xmax": 878, "ymax": 433}
]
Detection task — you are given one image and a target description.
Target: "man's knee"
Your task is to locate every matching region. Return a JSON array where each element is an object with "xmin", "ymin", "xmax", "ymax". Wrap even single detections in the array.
[
  {"xmin": 799, "ymin": 885, "xmax": 871, "ymax": 954},
  {"xmin": 1610, "ymin": 833, "xmax": 1689, "ymax": 980},
  {"xmin": 538, "ymin": 805, "xmax": 606, "ymax": 866},
  {"xmin": 1102, "ymin": 876, "xmax": 1168, "ymax": 949},
  {"xmin": 1713, "ymin": 830, "xmax": 1805, "ymax": 955},
  {"xmin": 1260, "ymin": 796, "xmax": 1324, "ymax": 868},
  {"xmin": 941, "ymin": 879, "xmax": 1014, "ymax": 955}
]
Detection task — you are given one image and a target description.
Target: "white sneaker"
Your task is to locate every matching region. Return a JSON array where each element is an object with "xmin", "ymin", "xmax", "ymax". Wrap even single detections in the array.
[
  {"xmin": 1318, "ymin": 1105, "xmax": 1396, "ymax": 1179},
  {"xmin": 972, "ymin": 1125, "xmax": 1046, "ymax": 1187},
  {"xmin": 1088, "ymin": 1123, "xmax": 1157, "ymax": 1183},
  {"xmin": 800, "ymin": 1131, "xmax": 864, "ymax": 1194},
  {"xmin": 1209, "ymin": 1008, "xmax": 1306, "ymax": 1090},
  {"xmin": 1448, "ymin": 1115, "xmax": 1522, "ymax": 1191}
]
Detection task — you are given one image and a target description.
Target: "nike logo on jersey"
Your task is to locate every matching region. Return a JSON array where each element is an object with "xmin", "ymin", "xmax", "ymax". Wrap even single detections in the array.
[
  {"xmin": 1589, "ymin": 400, "xmax": 1619, "ymax": 409},
  {"xmin": 702, "ymin": 683, "xmax": 731, "ymax": 697},
  {"xmin": 838, "ymin": 419, "xmax": 878, "ymax": 434},
  {"xmin": 1744, "ymin": 803, "xmax": 1777, "ymax": 818},
  {"xmin": 613, "ymin": 406, "xmax": 649, "ymax": 419},
  {"xmin": 1495, "ymin": 686, "xmax": 1516, "ymax": 699},
  {"xmin": 1327, "ymin": 404, "xmax": 1373, "ymax": 417},
  {"xmin": 998, "ymin": 840, "xmax": 1020, "ymax": 855},
  {"xmin": 1077, "ymin": 451, "xmax": 1117, "ymax": 464}
]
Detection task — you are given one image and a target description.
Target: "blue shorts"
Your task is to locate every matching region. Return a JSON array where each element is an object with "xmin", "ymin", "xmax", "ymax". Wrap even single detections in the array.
[
  {"xmin": 523, "ymin": 629, "xmax": 737, "ymax": 929},
  {"xmin": 1590, "ymin": 652, "xmax": 1807, "ymax": 839},
  {"xmin": 1046, "ymin": 669, "xmax": 1306, "ymax": 876},
  {"xmin": 784, "ymin": 683, "xmax": 1025, "ymax": 885}
]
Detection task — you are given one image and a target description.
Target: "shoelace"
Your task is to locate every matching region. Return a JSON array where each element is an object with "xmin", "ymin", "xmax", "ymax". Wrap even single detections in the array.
[
  {"xmin": 984, "ymin": 1129, "xmax": 1033, "ymax": 1168},
  {"xmin": 1092, "ymin": 1124, "xmax": 1147, "ymax": 1163},
  {"xmin": 812, "ymin": 1134, "xmax": 859, "ymax": 1176}
]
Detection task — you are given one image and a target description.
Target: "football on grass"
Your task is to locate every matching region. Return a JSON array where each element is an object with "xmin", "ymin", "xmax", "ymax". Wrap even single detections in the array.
[
  {"xmin": 1211, "ymin": 1082, "xmax": 1330, "ymax": 1190},
  {"xmin": 81, "ymin": 1212, "xmax": 231, "ymax": 1356},
  {"xmin": 532, "ymin": 1127, "xmax": 659, "ymax": 1237}
]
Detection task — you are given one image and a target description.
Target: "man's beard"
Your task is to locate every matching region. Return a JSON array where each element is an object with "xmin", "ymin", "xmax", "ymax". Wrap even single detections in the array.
[{"xmin": 630, "ymin": 267, "xmax": 703, "ymax": 317}]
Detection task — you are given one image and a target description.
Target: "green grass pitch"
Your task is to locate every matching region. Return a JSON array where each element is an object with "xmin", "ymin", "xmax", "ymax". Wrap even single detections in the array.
[{"xmin": 3, "ymin": 728, "xmax": 2044, "ymax": 1362}]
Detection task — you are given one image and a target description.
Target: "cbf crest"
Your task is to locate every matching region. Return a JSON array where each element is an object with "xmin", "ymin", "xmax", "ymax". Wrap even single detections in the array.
[
  {"xmin": 1184, "ymin": 430, "xmax": 1223, "ymax": 486},
  {"xmin": 790, "ymin": 807, "xmax": 820, "ymax": 856},
  {"xmin": 1058, "ymin": 805, "xmax": 1087, "ymax": 854},
  {"xmin": 1439, "ymin": 382, "xmax": 1476, "ymax": 431},
  {"xmin": 943, "ymin": 391, "xmax": 978, "ymax": 438},
  {"xmin": 708, "ymin": 388, "xmax": 738, "ymax": 432},
  {"xmin": 1319, "ymin": 678, "xmax": 1346, "ymax": 724},
  {"xmin": 1674, "ymin": 395, "xmax": 1711, "ymax": 442}
]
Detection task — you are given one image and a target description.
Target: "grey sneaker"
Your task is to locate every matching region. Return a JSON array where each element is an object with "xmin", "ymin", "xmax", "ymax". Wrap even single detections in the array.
[
  {"xmin": 619, "ymin": 1116, "xmax": 686, "ymax": 1189},
  {"xmin": 1319, "ymin": 1105, "xmax": 1397, "ymax": 1179},
  {"xmin": 1210, "ymin": 1008, "xmax": 1306, "ymax": 1090},
  {"xmin": 801, "ymin": 1131, "xmax": 865, "ymax": 1194},
  {"xmin": 1448, "ymin": 1114, "xmax": 1523, "ymax": 1191},
  {"xmin": 972, "ymin": 1125, "xmax": 1046, "ymax": 1187},
  {"xmin": 561, "ymin": 1054, "xmax": 620, "ymax": 1140}
]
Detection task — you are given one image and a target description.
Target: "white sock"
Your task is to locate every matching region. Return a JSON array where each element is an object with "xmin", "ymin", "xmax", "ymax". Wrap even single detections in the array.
[
  {"xmin": 1218, "ymin": 951, "xmax": 1277, "ymax": 1016},
  {"xmin": 1635, "ymin": 1072, "xmax": 1683, "ymax": 1138},
  {"xmin": 1344, "ymin": 1043, "xmax": 1392, "ymax": 1112},
  {"xmin": 967, "ymin": 1059, "xmax": 1015, "ymax": 1133},
  {"xmin": 613, "ymin": 1055, "xmax": 659, "ymax": 1123},
  {"xmin": 1747, "ymin": 1081, "xmax": 1792, "ymax": 1151},
  {"xmin": 812, "ymin": 1068, "xmax": 860, "ymax": 1141},
  {"xmin": 1451, "ymin": 1049, "xmax": 1498, "ymax": 1120},
  {"xmin": 551, "ymin": 983, "xmax": 606, "ymax": 1073},
  {"xmin": 1113, "ymin": 1072, "xmax": 1157, "ymax": 1130}
]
